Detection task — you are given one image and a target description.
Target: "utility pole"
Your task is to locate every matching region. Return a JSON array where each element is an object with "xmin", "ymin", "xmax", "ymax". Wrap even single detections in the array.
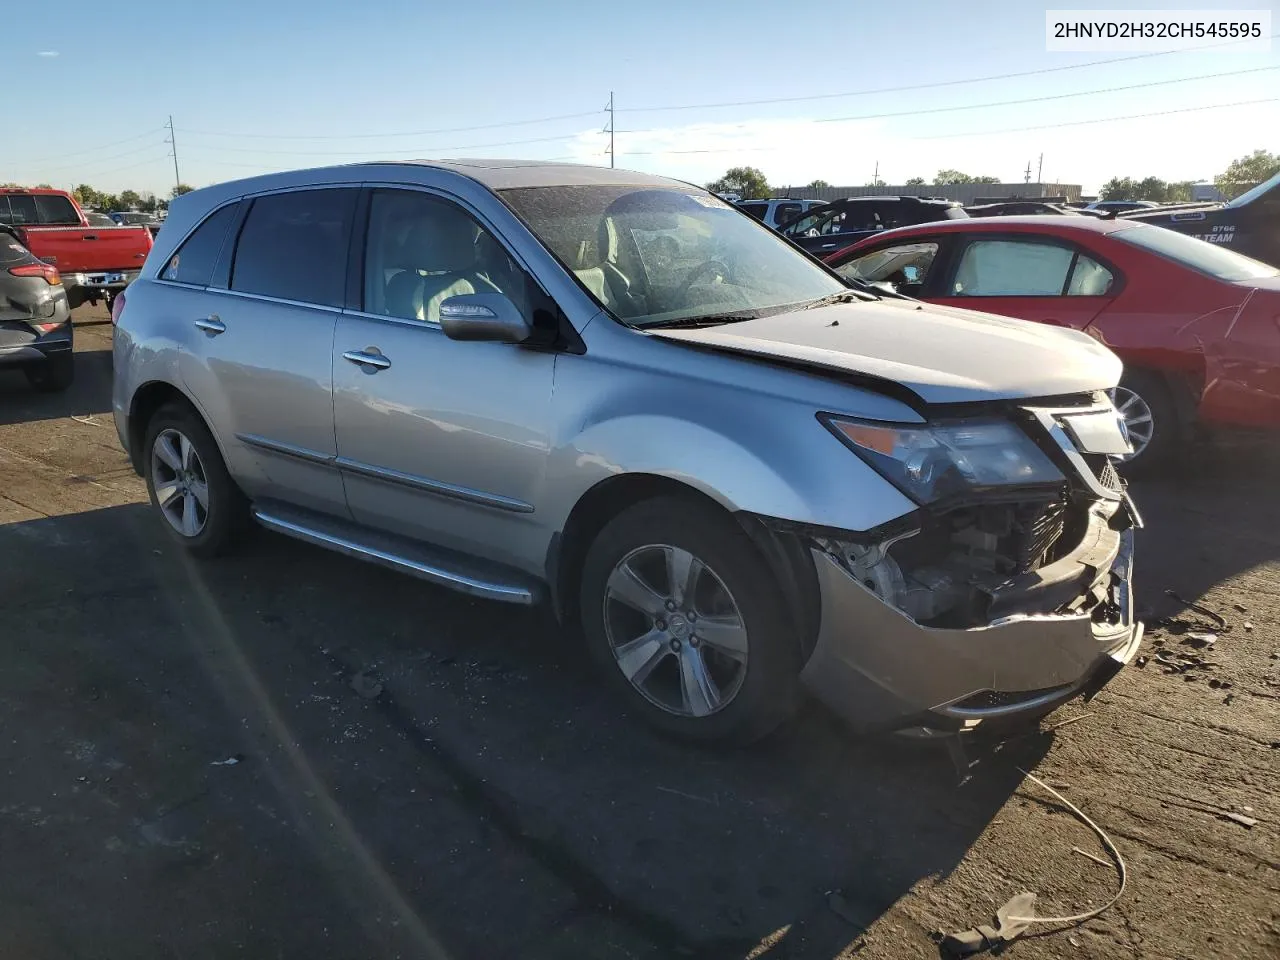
[
  {"xmin": 604, "ymin": 93, "xmax": 615, "ymax": 168},
  {"xmin": 1024, "ymin": 161, "xmax": 1032, "ymax": 184},
  {"xmin": 1037, "ymin": 153, "xmax": 1044, "ymax": 184},
  {"xmin": 165, "ymin": 115, "xmax": 181, "ymax": 192},
  {"xmin": 873, "ymin": 160, "xmax": 879, "ymax": 186}
]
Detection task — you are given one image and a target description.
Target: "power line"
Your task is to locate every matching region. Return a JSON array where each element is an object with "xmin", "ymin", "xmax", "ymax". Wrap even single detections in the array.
[
  {"xmin": 614, "ymin": 65, "xmax": 1278, "ymax": 137},
  {"xmin": 34, "ymin": 137, "xmax": 169, "ymax": 175},
  {"xmin": 623, "ymin": 32, "xmax": 1279, "ymax": 113},
  {"xmin": 16, "ymin": 127, "xmax": 167, "ymax": 165},
  {"xmin": 183, "ymin": 131, "xmax": 584, "ymax": 158},
  {"xmin": 615, "ymin": 97, "xmax": 1278, "ymax": 156},
  {"xmin": 177, "ymin": 110, "xmax": 602, "ymax": 141}
]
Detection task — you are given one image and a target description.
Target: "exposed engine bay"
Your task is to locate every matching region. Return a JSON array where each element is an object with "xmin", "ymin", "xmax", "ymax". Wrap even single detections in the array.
[{"xmin": 818, "ymin": 492, "xmax": 1132, "ymax": 629}]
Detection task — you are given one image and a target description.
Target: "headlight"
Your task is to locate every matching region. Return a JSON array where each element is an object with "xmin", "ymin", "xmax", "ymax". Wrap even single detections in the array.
[{"xmin": 821, "ymin": 415, "xmax": 1063, "ymax": 504}]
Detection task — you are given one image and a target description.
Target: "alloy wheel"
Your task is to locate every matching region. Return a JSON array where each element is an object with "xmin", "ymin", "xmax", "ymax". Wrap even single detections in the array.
[
  {"xmin": 602, "ymin": 544, "xmax": 748, "ymax": 718},
  {"xmin": 1109, "ymin": 385, "xmax": 1155, "ymax": 460},
  {"xmin": 151, "ymin": 428, "xmax": 210, "ymax": 538}
]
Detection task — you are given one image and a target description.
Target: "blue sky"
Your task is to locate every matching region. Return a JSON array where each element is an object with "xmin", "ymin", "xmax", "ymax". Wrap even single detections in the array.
[{"xmin": 7, "ymin": 0, "xmax": 1278, "ymax": 195}]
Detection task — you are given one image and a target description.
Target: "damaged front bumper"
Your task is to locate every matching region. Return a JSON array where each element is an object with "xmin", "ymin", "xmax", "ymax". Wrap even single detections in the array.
[{"xmin": 799, "ymin": 501, "xmax": 1142, "ymax": 734}]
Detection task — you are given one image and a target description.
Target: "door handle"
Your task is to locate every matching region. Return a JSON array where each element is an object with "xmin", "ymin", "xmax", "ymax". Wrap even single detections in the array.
[
  {"xmin": 343, "ymin": 349, "xmax": 391, "ymax": 372},
  {"xmin": 194, "ymin": 315, "xmax": 226, "ymax": 336},
  {"xmin": 83, "ymin": 234, "xmax": 98, "ymax": 241}
]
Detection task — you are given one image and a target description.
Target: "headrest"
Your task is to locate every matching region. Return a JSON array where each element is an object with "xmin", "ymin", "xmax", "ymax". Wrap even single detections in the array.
[
  {"xmin": 571, "ymin": 234, "xmax": 601, "ymax": 270},
  {"xmin": 394, "ymin": 213, "xmax": 476, "ymax": 272}
]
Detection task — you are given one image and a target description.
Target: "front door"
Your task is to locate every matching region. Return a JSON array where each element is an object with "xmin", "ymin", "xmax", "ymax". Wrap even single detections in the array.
[
  {"xmin": 331, "ymin": 187, "xmax": 555, "ymax": 571},
  {"xmin": 177, "ymin": 187, "xmax": 358, "ymax": 517},
  {"xmin": 929, "ymin": 235, "xmax": 1117, "ymax": 330}
]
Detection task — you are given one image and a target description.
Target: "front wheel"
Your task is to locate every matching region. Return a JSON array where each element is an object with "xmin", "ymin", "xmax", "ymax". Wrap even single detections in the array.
[
  {"xmin": 579, "ymin": 497, "xmax": 801, "ymax": 745},
  {"xmin": 1111, "ymin": 370, "xmax": 1179, "ymax": 473}
]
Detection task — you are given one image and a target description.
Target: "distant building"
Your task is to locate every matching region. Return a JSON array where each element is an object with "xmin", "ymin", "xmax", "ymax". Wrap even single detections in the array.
[
  {"xmin": 1191, "ymin": 182, "xmax": 1225, "ymax": 202},
  {"xmin": 771, "ymin": 182, "xmax": 1082, "ymax": 204}
]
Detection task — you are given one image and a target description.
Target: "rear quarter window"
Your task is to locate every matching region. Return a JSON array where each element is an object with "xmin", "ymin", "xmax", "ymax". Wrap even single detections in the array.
[
  {"xmin": 34, "ymin": 194, "xmax": 81, "ymax": 224},
  {"xmin": 1113, "ymin": 223, "xmax": 1279, "ymax": 282},
  {"xmin": 160, "ymin": 204, "xmax": 239, "ymax": 286}
]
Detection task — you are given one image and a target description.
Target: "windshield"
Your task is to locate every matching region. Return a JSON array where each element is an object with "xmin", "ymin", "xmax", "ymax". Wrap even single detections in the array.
[
  {"xmin": 1113, "ymin": 223, "xmax": 1279, "ymax": 282},
  {"xmin": 1225, "ymin": 170, "xmax": 1280, "ymax": 208},
  {"xmin": 499, "ymin": 184, "xmax": 845, "ymax": 326}
]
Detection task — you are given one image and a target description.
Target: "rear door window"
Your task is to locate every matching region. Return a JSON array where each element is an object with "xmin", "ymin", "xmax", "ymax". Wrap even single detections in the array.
[
  {"xmin": 160, "ymin": 203, "xmax": 239, "ymax": 286},
  {"xmin": 772, "ymin": 202, "xmax": 802, "ymax": 225},
  {"xmin": 33, "ymin": 194, "xmax": 80, "ymax": 224},
  {"xmin": 738, "ymin": 202, "xmax": 768, "ymax": 221},
  {"xmin": 950, "ymin": 239, "xmax": 1075, "ymax": 296},
  {"xmin": 229, "ymin": 189, "xmax": 356, "ymax": 306},
  {"xmin": 1, "ymin": 195, "xmax": 38, "ymax": 225}
]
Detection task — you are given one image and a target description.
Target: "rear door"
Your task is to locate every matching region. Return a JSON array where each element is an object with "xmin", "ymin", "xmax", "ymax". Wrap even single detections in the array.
[
  {"xmin": 176, "ymin": 187, "xmax": 357, "ymax": 517},
  {"xmin": 929, "ymin": 234, "xmax": 1118, "ymax": 329}
]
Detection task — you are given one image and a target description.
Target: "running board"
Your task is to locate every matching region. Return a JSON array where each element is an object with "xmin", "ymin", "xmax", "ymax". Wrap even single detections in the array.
[{"xmin": 251, "ymin": 502, "xmax": 540, "ymax": 605}]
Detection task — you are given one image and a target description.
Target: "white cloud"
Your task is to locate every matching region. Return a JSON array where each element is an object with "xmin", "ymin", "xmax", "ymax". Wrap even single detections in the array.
[{"xmin": 36, "ymin": 50, "xmax": 59, "ymax": 57}]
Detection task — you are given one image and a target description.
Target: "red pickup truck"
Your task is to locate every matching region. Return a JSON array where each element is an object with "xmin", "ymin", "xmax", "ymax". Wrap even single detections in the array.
[{"xmin": 0, "ymin": 188, "xmax": 153, "ymax": 309}]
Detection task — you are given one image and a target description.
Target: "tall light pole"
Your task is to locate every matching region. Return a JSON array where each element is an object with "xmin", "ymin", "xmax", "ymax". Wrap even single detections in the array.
[
  {"xmin": 604, "ymin": 92, "xmax": 615, "ymax": 168},
  {"xmin": 165, "ymin": 115, "xmax": 181, "ymax": 192}
]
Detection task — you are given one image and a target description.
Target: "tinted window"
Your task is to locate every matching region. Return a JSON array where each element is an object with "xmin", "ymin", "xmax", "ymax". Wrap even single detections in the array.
[
  {"xmin": 951, "ymin": 239, "xmax": 1074, "ymax": 296},
  {"xmin": 1113, "ymin": 223, "xmax": 1278, "ymax": 281},
  {"xmin": 363, "ymin": 189, "xmax": 531, "ymax": 323},
  {"xmin": 230, "ymin": 189, "xmax": 356, "ymax": 306},
  {"xmin": 34, "ymin": 194, "xmax": 80, "ymax": 224},
  {"xmin": 1, "ymin": 195, "xmax": 38, "ymax": 224},
  {"xmin": 838, "ymin": 241, "xmax": 939, "ymax": 290},
  {"xmin": 161, "ymin": 203, "xmax": 238, "ymax": 286},
  {"xmin": 738, "ymin": 203, "xmax": 768, "ymax": 221},
  {"xmin": 772, "ymin": 203, "xmax": 801, "ymax": 225}
]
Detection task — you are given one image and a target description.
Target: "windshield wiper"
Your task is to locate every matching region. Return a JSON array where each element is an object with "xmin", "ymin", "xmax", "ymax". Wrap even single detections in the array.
[
  {"xmin": 801, "ymin": 288, "xmax": 872, "ymax": 310},
  {"xmin": 641, "ymin": 310, "xmax": 763, "ymax": 329}
]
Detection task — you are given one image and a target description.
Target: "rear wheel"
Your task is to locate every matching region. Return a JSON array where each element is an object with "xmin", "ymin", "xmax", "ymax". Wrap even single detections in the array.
[
  {"xmin": 25, "ymin": 353, "xmax": 74, "ymax": 393},
  {"xmin": 1111, "ymin": 370, "xmax": 1178, "ymax": 472},
  {"xmin": 143, "ymin": 404, "xmax": 249, "ymax": 557},
  {"xmin": 580, "ymin": 497, "xmax": 800, "ymax": 744}
]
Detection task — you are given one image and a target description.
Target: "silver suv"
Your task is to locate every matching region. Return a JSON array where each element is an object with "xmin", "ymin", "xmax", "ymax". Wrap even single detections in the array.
[{"xmin": 112, "ymin": 160, "xmax": 1143, "ymax": 744}]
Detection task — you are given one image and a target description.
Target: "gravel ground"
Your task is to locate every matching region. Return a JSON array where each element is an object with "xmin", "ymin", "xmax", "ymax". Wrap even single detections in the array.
[{"xmin": 1, "ymin": 305, "xmax": 1276, "ymax": 959}]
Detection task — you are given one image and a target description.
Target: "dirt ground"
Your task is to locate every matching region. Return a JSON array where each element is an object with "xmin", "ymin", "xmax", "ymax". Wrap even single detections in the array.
[{"xmin": 1, "ymin": 305, "xmax": 1276, "ymax": 960}]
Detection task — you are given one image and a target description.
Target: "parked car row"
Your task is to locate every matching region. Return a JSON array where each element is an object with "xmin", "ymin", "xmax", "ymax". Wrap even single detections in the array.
[
  {"xmin": 0, "ymin": 187, "xmax": 153, "ymax": 311},
  {"xmin": 0, "ymin": 229, "xmax": 74, "ymax": 391},
  {"xmin": 824, "ymin": 215, "xmax": 1280, "ymax": 467}
]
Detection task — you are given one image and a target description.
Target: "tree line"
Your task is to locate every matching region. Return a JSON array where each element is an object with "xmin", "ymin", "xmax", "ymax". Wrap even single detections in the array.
[
  {"xmin": 70, "ymin": 183, "xmax": 194, "ymax": 213},
  {"xmin": 707, "ymin": 149, "xmax": 1279, "ymax": 201}
]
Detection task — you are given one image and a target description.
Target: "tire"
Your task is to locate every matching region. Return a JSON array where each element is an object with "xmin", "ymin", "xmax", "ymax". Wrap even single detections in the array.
[
  {"xmin": 24, "ymin": 353, "xmax": 75, "ymax": 393},
  {"xmin": 142, "ymin": 403, "xmax": 249, "ymax": 558},
  {"xmin": 579, "ymin": 496, "xmax": 801, "ymax": 745},
  {"xmin": 1111, "ymin": 369, "xmax": 1179, "ymax": 474}
]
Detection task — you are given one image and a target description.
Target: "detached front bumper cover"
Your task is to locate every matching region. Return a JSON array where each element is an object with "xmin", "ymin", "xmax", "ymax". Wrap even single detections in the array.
[{"xmin": 800, "ymin": 506, "xmax": 1141, "ymax": 733}]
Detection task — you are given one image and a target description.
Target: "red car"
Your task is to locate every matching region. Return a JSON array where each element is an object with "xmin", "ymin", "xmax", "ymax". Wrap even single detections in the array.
[{"xmin": 825, "ymin": 216, "xmax": 1280, "ymax": 466}]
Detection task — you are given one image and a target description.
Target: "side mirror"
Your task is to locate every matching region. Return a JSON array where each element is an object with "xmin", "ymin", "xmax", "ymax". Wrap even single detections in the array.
[{"xmin": 439, "ymin": 292, "xmax": 532, "ymax": 344}]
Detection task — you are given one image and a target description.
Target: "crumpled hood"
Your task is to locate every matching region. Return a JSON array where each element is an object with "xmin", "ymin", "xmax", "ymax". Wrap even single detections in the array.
[{"xmin": 649, "ymin": 299, "xmax": 1123, "ymax": 404}]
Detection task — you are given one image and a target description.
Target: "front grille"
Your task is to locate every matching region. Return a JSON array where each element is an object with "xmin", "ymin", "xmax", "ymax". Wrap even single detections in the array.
[
  {"xmin": 1097, "ymin": 460, "xmax": 1124, "ymax": 494},
  {"xmin": 1017, "ymin": 499, "xmax": 1068, "ymax": 572}
]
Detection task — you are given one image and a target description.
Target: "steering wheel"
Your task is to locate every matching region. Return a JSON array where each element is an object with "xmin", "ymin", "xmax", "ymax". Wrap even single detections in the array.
[{"xmin": 677, "ymin": 259, "xmax": 731, "ymax": 299}]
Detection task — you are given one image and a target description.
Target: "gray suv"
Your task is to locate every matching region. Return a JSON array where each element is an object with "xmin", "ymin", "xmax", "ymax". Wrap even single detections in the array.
[{"xmin": 112, "ymin": 160, "xmax": 1143, "ymax": 744}]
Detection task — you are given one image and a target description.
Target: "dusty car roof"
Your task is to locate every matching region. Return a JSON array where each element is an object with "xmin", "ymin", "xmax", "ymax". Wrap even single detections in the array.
[{"xmin": 384, "ymin": 159, "xmax": 687, "ymax": 190}]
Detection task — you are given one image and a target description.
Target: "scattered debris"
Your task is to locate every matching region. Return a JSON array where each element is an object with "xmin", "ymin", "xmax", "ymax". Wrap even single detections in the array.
[
  {"xmin": 1047, "ymin": 713, "xmax": 1093, "ymax": 731},
  {"xmin": 655, "ymin": 785, "xmax": 717, "ymax": 805},
  {"xmin": 1233, "ymin": 603, "xmax": 1248, "ymax": 613},
  {"xmin": 1244, "ymin": 621, "xmax": 1254, "ymax": 631},
  {"xmin": 1182, "ymin": 632, "xmax": 1218, "ymax": 649},
  {"xmin": 1222, "ymin": 812, "xmax": 1258, "ymax": 829},
  {"xmin": 941, "ymin": 770, "xmax": 1127, "ymax": 956},
  {"xmin": 1223, "ymin": 694, "xmax": 1236, "ymax": 705},
  {"xmin": 1072, "ymin": 846, "xmax": 1112, "ymax": 868},
  {"xmin": 1164, "ymin": 590, "xmax": 1227, "ymax": 631},
  {"xmin": 210, "ymin": 755, "xmax": 243, "ymax": 767},
  {"xmin": 1135, "ymin": 656, "xmax": 1148, "ymax": 668}
]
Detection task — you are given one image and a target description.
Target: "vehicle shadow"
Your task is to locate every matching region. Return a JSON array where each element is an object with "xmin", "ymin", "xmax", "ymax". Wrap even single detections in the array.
[
  {"xmin": 5, "ymin": 437, "xmax": 1278, "ymax": 958},
  {"xmin": 0, "ymin": 345, "xmax": 113, "ymax": 427},
  {"xmin": 3, "ymin": 501, "xmax": 1054, "ymax": 958}
]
